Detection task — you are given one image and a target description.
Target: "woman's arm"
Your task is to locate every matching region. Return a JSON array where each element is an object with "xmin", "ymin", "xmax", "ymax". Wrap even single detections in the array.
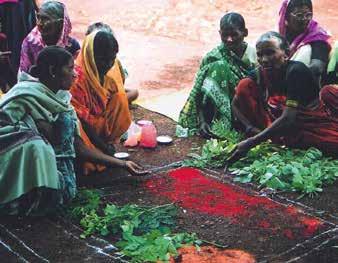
[
  {"xmin": 81, "ymin": 120, "xmax": 115, "ymax": 155},
  {"xmin": 74, "ymin": 136, "xmax": 148, "ymax": 176},
  {"xmin": 227, "ymin": 106, "xmax": 297, "ymax": 163},
  {"xmin": 197, "ymin": 97, "xmax": 219, "ymax": 139},
  {"xmin": 232, "ymin": 96, "xmax": 261, "ymax": 136}
]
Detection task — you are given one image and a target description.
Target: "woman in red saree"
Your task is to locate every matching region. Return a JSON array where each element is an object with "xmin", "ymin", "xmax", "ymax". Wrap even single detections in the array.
[{"xmin": 229, "ymin": 31, "xmax": 338, "ymax": 163}]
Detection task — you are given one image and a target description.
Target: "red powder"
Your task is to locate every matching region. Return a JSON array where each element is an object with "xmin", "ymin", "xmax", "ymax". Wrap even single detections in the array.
[
  {"xmin": 283, "ymin": 229, "xmax": 294, "ymax": 239},
  {"xmin": 146, "ymin": 167, "xmax": 279, "ymax": 218},
  {"xmin": 258, "ymin": 220, "xmax": 271, "ymax": 229},
  {"xmin": 299, "ymin": 217, "xmax": 323, "ymax": 236},
  {"xmin": 145, "ymin": 168, "xmax": 326, "ymax": 240}
]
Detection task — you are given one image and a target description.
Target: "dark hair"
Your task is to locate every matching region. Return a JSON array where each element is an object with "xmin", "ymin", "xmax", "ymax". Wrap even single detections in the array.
[
  {"xmin": 40, "ymin": 1, "xmax": 64, "ymax": 20},
  {"xmin": 256, "ymin": 31, "xmax": 290, "ymax": 53},
  {"xmin": 93, "ymin": 30, "xmax": 119, "ymax": 55},
  {"xmin": 30, "ymin": 46, "xmax": 72, "ymax": 79},
  {"xmin": 286, "ymin": 0, "xmax": 313, "ymax": 16},
  {"xmin": 220, "ymin": 12, "xmax": 246, "ymax": 31},
  {"xmin": 85, "ymin": 22, "xmax": 113, "ymax": 35}
]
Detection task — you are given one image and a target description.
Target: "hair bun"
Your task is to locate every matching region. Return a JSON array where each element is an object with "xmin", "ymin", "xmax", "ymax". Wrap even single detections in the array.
[{"xmin": 29, "ymin": 65, "xmax": 40, "ymax": 78}]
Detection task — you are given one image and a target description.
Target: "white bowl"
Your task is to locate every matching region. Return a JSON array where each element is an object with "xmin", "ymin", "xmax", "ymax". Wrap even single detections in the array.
[
  {"xmin": 114, "ymin": 152, "xmax": 130, "ymax": 159},
  {"xmin": 157, "ymin": 135, "xmax": 173, "ymax": 144}
]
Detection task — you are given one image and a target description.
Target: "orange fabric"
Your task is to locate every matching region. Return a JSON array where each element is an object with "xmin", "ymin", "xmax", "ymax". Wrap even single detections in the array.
[
  {"xmin": 169, "ymin": 246, "xmax": 256, "ymax": 263},
  {"xmin": 70, "ymin": 31, "xmax": 131, "ymax": 175}
]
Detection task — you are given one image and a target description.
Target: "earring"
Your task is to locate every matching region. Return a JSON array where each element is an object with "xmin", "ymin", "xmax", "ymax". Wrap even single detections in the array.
[{"xmin": 52, "ymin": 74, "xmax": 56, "ymax": 78}]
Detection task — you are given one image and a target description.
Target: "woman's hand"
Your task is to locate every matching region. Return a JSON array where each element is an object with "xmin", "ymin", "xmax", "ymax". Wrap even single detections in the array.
[
  {"xmin": 199, "ymin": 122, "xmax": 219, "ymax": 139},
  {"xmin": 226, "ymin": 138, "xmax": 256, "ymax": 165},
  {"xmin": 124, "ymin": 161, "xmax": 150, "ymax": 176}
]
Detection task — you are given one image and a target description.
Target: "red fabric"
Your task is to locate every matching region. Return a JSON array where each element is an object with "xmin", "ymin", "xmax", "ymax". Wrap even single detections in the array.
[{"xmin": 235, "ymin": 78, "xmax": 338, "ymax": 155}]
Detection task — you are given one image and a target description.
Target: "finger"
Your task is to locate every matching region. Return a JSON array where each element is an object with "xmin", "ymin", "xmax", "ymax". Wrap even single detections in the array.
[
  {"xmin": 226, "ymin": 150, "xmax": 242, "ymax": 165},
  {"xmin": 132, "ymin": 162, "xmax": 143, "ymax": 170}
]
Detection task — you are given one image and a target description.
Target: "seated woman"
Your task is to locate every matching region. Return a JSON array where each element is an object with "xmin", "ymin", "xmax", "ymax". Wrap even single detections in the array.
[
  {"xmin": 85, "ymin": 22, "xmax": 139, "ymax": 104},
  {"xmin": 278, "ymin": 0, "xmax": 331, "ymax": 83},
  {"xmin": 177, "ymin": 12, "xmax": 256, "ymax": 138},
  {"xmin": 229, "ymin": 31, "xmax": 338, "ymax": 164},
  {"xmin": 70, "ymin": 30, "xmax": 132, "ymax": 174},
  {"xmin": 0, "ymin": 46, "xmax": 146, "ymax": 216},
  {"xmin": 19, "ymin": 0, "xmax": 80, "ymax": 74}
]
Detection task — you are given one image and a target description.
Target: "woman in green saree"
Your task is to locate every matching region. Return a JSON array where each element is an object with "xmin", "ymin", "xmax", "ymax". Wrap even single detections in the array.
[{"xmin": 177, "ymin": 12, "xmax": 256, "ymax": 138}]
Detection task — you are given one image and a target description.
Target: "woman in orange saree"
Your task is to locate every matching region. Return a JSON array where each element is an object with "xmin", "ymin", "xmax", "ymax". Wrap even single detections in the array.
[{"xmin": 70, "ymin": 30, "xmax": 131, "ymax": 175}]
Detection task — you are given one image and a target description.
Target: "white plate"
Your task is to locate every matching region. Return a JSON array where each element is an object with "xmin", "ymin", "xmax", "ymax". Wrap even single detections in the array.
[
  {"xmin": 114, "ymin": 152, "xmax": 130, "ymax": 159},
  {"xmin": 157, "ymin": 135, "xmax": 173, "ymax": 144}
]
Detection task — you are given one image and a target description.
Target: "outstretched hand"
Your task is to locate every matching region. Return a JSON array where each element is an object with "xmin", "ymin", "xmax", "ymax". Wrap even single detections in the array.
[
  {"xmin": 225, "ymin": 138, "xmax": 256, "ymax": 166},
  {"xmin": 125, "ymin": 161, "xmax": 150, "ymax": 176}
]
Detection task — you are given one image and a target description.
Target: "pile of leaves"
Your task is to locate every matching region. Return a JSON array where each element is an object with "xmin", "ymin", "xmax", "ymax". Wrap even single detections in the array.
[
  {"xmin": 183, "ymin": 121, "xmax": 242, "ymax": 168},
  {"xmin": 184, "ymin": 121, "xmax": 338, "ymax": 196},
  {"xmin": 68, "ymin": 190, "xmax": 201, "ymax": 262},
  {"xmin": 231, "ymin": 147, "xmax": 338, "ymax": 197}
]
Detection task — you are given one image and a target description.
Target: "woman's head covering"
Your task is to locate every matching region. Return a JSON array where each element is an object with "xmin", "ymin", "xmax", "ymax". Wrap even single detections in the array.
[
  {"xmin": 19, "ymin": 1, "xmax": 73, "ymax": 73},
  {"xmin": 32, "ymin": 1, "xmax": 72, "ymax": 48},
  {"xmin": 278, "ymin": 0, "xmax": 330, "ymax": 56}
]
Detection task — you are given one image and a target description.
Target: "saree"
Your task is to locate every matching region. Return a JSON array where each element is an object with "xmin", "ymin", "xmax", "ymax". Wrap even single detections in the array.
[
  {"xmin": 178, "ymin": 43, "xmax": 256, "ymax": 135},
  {"xmin": 235, "ymin": 77, "xmax": 338, "ymax": 155},
  {"xmin": 70, "ymin": 31, "xmax": 131, "ymax": 175},
  {"xmin": 0, "ymin": 77, "xmax": 77, "ymax": 214},
  {"xmin": 19, "ymin": 1, "xmax": 79, "ymax": 73},
  {"xmin": 278, "ymin": 0, "xmax": 330, "ymax": 62}
]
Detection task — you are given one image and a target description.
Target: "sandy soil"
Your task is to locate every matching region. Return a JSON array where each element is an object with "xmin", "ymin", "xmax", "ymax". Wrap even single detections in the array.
[{"xmin": 58, "ymin": 0, "xmax": 338, "ymax": 100}]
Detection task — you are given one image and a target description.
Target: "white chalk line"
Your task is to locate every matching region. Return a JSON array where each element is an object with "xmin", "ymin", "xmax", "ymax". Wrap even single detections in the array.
[
  {"xmin": 0, "ymin": 238, "xmax": 29, "ymax": 263},
  {"xmin": 48, "ymin": 220, "xmax": 128, "ymax": 262},
  {"xmin": 0, "ymin": 223, "xmax": 49, "ymax": 262},
  {"xmin": 261, "ymin": 228, "xmax": 338, "ymax": 262}
]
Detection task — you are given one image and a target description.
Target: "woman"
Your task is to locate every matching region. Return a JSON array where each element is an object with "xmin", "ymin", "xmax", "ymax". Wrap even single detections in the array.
[
  {"xmin": 278, "ymin": 0, "xmax": 331, "ymax": 82},
  {"xmin": 85, "ymin": 22, "xmax": 139, "ymax": 104},
  {"xmin": 0, "ymin": 0, "xmax": 36, "ymax": 75},
  {"xmin": 0, "ymin": 46, "xmax": 146, "ymax": 215},
  {"xmin": 19, "ymin": 0, "xmax": 80, "ymax": 74},
  {"xmin": 70, "ymin": 30, "xmax": 132, "ymax": 174},
  {"xmin": 229, "ymin": 31, "xmax": 338, "ymax": 164},
  {"xmin": 177, "ymin": 12, "xmax": 256, "ymax": 138}
]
